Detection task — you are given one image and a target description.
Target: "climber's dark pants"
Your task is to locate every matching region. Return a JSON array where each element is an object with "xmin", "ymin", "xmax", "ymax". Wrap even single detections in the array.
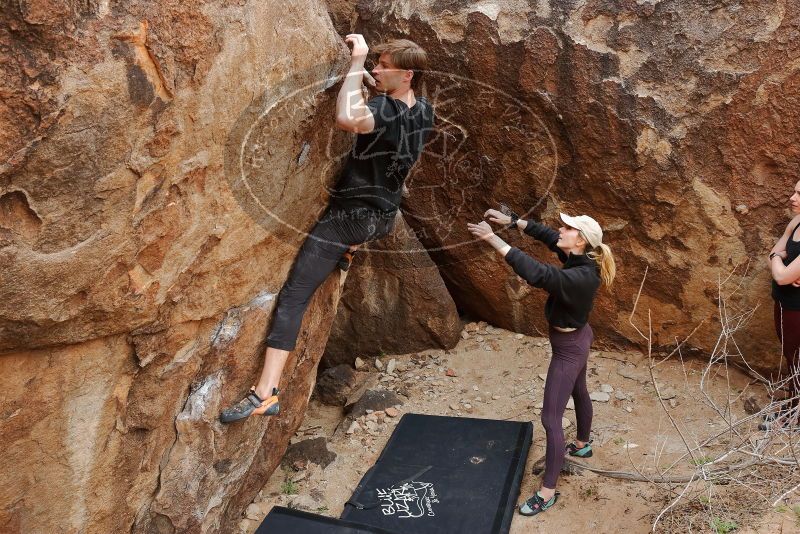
[
  {"xmin": 541, "ymin": 324, "xmax": 594, "ymax": 488},
  {"xmin": 266, "ymin": 205, "xmax": 395, "ymax": 351}
]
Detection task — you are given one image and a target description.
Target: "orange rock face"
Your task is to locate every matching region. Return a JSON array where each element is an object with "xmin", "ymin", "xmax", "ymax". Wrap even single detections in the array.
[
  {"xmin": 340, "ymin": 0, "xmax": 800, "ymax": 370},
  {"xmin": 1, "ymin": 0, "xmax": 351, "ymax": 531}
]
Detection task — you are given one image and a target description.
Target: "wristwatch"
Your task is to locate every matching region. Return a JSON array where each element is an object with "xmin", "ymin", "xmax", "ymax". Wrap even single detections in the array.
[
  {"xmin": 499, "ymin": 203, "xmax": 520, "ymax": 229},
  {"xmin": 770, "ymin": 252, "xmax": 781, "ymax": 260}
]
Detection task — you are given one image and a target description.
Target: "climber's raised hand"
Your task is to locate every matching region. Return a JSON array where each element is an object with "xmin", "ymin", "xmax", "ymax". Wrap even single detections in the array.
[{"xmin": 345, "ymin": 34, "xmax": 369, "ymax": 65}]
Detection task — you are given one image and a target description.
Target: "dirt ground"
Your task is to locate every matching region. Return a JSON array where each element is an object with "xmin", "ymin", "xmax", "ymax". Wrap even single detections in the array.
[{"xmin": 238, "ymin": 323, "xmax": 800, "ymax": 533}]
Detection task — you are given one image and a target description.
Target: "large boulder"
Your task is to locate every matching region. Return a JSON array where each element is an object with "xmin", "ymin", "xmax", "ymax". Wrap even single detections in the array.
[
  {"xmin": 0, "ymin": 1, "xmax": 351, "ymax": 532},
  {"xmin": 323, "ymin": 213, "xmax": 461, "ymax": 366},
  {"xmin": 338, "ymin": 0, "xmax": 800, "ymax": 370}
]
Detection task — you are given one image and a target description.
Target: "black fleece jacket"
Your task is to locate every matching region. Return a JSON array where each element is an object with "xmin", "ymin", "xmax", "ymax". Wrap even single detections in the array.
[{"xmin": 504, "ymin": 220, "xmax": 601, "ymax": 329}]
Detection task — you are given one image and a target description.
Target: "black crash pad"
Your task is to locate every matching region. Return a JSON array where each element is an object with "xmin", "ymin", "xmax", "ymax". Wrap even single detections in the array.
[
  {"xmin": 340, "ymin": 413, "xmax": 532, "ymax": 534},
  {"xmin": 255, "ymin": 506, "xmax": 399, "ymax": 534}
]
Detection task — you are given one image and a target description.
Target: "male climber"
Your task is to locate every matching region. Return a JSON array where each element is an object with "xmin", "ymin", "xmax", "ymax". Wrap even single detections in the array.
[{"xmin": 220, "ymin": 35, "xmax": 434, "ymax": 422}]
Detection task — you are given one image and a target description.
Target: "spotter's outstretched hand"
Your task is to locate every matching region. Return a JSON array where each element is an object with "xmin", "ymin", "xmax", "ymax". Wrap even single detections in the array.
[
  {"xmin": 468, "ymin": 221, "xmax": 495, "ymax": 241},
  {"xmin": 484, "ymin": 208, "xmax": 511, "ymax": 226}
]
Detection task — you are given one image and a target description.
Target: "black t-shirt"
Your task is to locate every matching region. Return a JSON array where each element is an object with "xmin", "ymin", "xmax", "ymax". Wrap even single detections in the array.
[
  {"xmin": 330, "ymin": 95, "xmax": 435, "ymax": 212},
  {"xmin": 773, "ymin": 220, "xmax": 800, "ymax": 310}
]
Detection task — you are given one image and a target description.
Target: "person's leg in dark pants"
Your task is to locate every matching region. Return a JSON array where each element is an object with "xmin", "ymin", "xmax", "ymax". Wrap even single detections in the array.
[
  {"xmin": 265, "ymin": 233, "xmax": 343, "ymax": 352},
  {"xmin": 256, "ymin": 209, "xmax": 371, "ymax": 399},
  {"xmin": 252, "ymin": 234, "xmax": 342, "ymax": 402},
  {"xmin": 540, "ymin": 358, "xmax": 575, "ymax": 489},
  {"xmin": 220, "ymin": 208, "xmax": 393, "ymax": 423},
  {"xmin": 540, "ymin": 326, "xmax": 593, "ymax": 491},
  {"xmin": 572, "ymin": 360, "xmax": 593, "ymax": 444},
  {"xmin": 572, "ymin": 325, "xmax": 594, "ymax": 443}
]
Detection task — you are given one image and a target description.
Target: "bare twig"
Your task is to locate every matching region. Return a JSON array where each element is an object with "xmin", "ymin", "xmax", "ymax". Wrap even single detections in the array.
[{"xmin": 623, "ymin": 262, "xmax": 800, "ymax": 532}]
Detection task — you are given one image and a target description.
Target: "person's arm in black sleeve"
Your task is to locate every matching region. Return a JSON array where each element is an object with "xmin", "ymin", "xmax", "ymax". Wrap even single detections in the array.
[
  {"xmin": 504, "ymin": 247, "xmax": 566, "ymax": 297},
  {"xmin": 483, "ymin": 209, "xmax": 568, "ymax": 263},
  {"xmin": 467, "ymin": 220, "xmax": 572, "ymax": 299},
  {"xmin": 518, "ymin": 219, "xmax": 569, "ymax": 263}
]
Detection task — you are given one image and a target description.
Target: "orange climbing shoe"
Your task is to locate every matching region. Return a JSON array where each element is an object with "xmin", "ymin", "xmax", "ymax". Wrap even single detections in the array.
[{"xmin": 219, "ymin": 387, "xmax": 280, "ymax": 424}]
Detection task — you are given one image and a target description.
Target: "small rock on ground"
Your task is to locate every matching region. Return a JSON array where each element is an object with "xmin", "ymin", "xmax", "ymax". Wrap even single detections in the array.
[
  {"xmin": 346, "ymin": 421, "xmax": 361, "ymax": 434},
  {"xmin": 590, "ymin": 391, "xmax": 610, "ymax": 402},
  {"xmin": 289, "ymin": 494, "xmax": 320, "ymax": 511},
  {"xmin": 245, "ymin": 502, "xmax": 269, "ymax": 521},
  {"xmin": 659, "ymin": 387, "xmax": 678, "ymax": 400},
  {"xmin": 315, "ymin": 364, "xmax": 362, "ymax": 406},
  {"xmin": 346, "ymin": 389, "xmax": 404, "ymax": 419},
  {"xmin": 282, "ymin": 437, "xmax": 337, "ymax": 469},
  {"xmin": 617, "ymin": 366, "xmax": 639, "ymax": 380}
]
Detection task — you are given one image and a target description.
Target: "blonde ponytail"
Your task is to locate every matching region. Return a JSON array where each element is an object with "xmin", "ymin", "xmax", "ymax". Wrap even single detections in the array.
[{"xmin": 588, "ymin": 243, "xmax": 616, "ymax": 288}]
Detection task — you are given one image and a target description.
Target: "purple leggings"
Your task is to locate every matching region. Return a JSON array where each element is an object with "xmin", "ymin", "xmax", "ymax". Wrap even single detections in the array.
[{"xmin": 541, "ymin": 324, "xmax": 594, "ymax": 488}]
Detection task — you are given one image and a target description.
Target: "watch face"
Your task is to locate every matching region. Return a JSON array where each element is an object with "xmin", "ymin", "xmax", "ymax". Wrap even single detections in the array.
[{"xmin": 500, "ymin": 203, "xmax": 519, "ymax": 222}]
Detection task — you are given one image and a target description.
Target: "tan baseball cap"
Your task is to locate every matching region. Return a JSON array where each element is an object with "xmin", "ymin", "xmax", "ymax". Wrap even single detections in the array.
[{"xmin": 560, "ymin": 213, "xmax": 603, "ymax": 249}]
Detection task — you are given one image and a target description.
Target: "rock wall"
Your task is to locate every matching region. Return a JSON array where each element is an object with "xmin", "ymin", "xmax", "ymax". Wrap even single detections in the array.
[
  {"xmin": 3, "ymin": 0, "xmax": 799, "ymax": 530},
  {"xmin": 323, "ymin": 213, "xmax": 461, "ymax": 367},
  {"xmin": 0, "ymin": 1, "xmax": 351, "ymax": 532},
  {"xmin": 338, "ymin": 0, "xmax": 800, "ymax": 369}
]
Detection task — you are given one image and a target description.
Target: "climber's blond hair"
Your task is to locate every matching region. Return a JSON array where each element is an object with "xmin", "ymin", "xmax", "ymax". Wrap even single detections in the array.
[{"xmin": 373, "ymin": 39, "xmax": 428, "ymax": 90}]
